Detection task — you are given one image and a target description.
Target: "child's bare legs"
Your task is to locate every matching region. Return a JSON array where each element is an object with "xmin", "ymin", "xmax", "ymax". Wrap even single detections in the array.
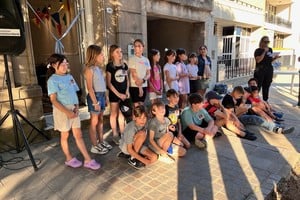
[
  {"xmin": 177, "ymin": 134, "xmax": 191, "ymax": 148},
  {"xmin": 204, "ymin": 125, "xmax": 219, "ymax": 139},
  {"xmin": 96, "ymin": 112, "xmax": 104, "ymax": 143},
  {"xmin": 179, "ymin": 94, "xmax": 188, "ymax": 109},
  {"xmin": 118, "ymin": 110, "xmax": 125, "ymax": 134},
  {"xmin": 89, "ymin": 113, "xmax": 99, "ymax": 146},
  {"xmin": 134, "ymin": 132, "xmax": 158, "ymax": 164},
  {"xmin": 158, "ymin": 132, "xmax": 174, "ymax": 152},
  {"xmin": 225, "ymin": 121, "xmax": 246, "ymax": 137},
  {"xmin": 72, "ymin": 128, "xmax": 92, "ymax": 163},
  {"xmin": 198, "ymin": 89, "xmax": 206, "ymax": 97},
  {"xmin": 60, "ymin": 131, "xmax": 73, "ymax": 161},
  {"xmin": 110, "ymin": 102, "xmax": 120, "ymax": 137},
  {"xmin": 138, "ymin": 86, "xmax": 143, "ymax": 97}
]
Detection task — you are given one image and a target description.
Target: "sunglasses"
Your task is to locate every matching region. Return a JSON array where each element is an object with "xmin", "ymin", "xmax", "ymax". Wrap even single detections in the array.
[{"xmin": 263, "ymin": 40, "xmax": 270, "ymax": 43}]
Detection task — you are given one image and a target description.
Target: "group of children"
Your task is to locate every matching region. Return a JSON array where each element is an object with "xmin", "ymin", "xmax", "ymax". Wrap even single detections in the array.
[{"xmin": 46, "ymin": 39, "xmax": 293, "ymax": 171}]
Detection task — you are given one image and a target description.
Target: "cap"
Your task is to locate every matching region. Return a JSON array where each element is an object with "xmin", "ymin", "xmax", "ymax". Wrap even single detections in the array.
[{"xmin": 205, "ymin": 91, "xmax": 222, "ymax": 101}]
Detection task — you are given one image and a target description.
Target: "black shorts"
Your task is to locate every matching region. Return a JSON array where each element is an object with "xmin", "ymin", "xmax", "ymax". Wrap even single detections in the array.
[
  {"xmin": 182, "ymin": 122, "xmax": 208, "ymax": 142},
  {"xmin": 108, "ymin": 90, "xmax": 123, "ymax": 103},
  {"xmin": 129, "ymin": 87, "xmax": 147, "ymax": 103}
]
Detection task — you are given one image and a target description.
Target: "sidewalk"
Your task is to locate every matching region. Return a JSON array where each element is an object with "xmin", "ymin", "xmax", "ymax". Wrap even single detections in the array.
[{"xmin": 0, "ymin": 74, "xmax": 299, "ymax": 200}]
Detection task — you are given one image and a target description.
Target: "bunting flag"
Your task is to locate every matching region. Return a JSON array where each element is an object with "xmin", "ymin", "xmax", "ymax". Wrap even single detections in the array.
[
  {"xmin": 42, "ymin": 6, "xmax": 50, "ymax": 20},
  {"xmin": 33, "ymin": 8, "xmax": 44, "ymax": 27},
  {"xmin": 62, "ymin": 13, "xmax": 67, "ymax": 26},
  {"xmin": 51, "ymin": 12, "xmax": 62, "ymax": 36}
]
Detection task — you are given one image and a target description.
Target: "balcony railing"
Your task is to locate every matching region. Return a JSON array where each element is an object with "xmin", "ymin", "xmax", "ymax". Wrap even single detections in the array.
[
  {"xmin": 265, "ymin": 13, "xmax": 292, "ymax": 28},
  {"xmin": 217, "ymin": 57, "xmax": 255, "ymax": 81}
]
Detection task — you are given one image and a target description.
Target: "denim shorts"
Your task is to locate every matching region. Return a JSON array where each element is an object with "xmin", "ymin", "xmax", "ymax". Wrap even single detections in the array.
[{"xmin": 87, "ymin": 92, "xmax": 106, "ymax": 114}]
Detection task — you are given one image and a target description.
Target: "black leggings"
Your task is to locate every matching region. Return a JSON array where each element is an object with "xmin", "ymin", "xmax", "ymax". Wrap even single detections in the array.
[{"xmin": 254, "ymin": 68, "xmax": 273, "ymax": 101}]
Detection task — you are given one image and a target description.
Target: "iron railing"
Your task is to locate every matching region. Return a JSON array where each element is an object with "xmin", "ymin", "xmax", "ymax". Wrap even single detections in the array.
[
  {"xmin": 217, "ymin": 57, "xmax": 255, "ymax": 81},
  {"xmin": 265, "ymin": 13, "xmax": 292, "ymax": 28}
]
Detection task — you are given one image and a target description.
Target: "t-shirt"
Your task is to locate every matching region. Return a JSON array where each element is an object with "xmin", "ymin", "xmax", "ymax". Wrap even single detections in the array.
[
  {"xmin": 165, "ymin": 104, "xmax": 180, "ymax": 125},
  {"xmin": 203, "ymin": 101, "xmax": 218, "ymax": 119},
  {"xmin": 187, "ymin": 64, "xmax": 198, "ymax": 78},
  {"xmin": 148, "ymin": 117, "xmax": 170, "ymax": 141},
  {"xmin": 119, "ymin": 121, "xmax": 146, "ymax": 154},
  {"xmin": 248, "ymin": 96, "xmax": 262, "ymax": 103},
  {"xmin": 128, "ymin": 55, "xmax": 151, "ymax": 87},
  {"xmin": 254, "ymin": 47, "xmax": 273, "ymax": 71},
  {"xmin": 88, "ymin": 66, "xmax": 106, "ymax": 92},
  {"xmin": 180, "ymin": 107, "xmax": 212, "ymax": 131},
  {"xmin": 47, "ymin": 74, "xmax": 79, "ymax": 105},
  {"xmin": 176, "ymin": 62, "xmax": 190, "ymax": 94},
  {"xmin": 149, "ymin": 64, "xmax": 162, "ymax": 92},
  {"xmin": 106, "ymin": 62, "xmax": 128, "ymax": 93},
  {"xmin": 163, "ymin": 63, "xmax": 179, "ymax": 92}
]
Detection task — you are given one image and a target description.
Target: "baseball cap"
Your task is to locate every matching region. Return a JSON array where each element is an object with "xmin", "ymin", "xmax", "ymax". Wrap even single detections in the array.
[{"xmin": 205, "ymin": 91, "xmax": 222, "ymax": 101}]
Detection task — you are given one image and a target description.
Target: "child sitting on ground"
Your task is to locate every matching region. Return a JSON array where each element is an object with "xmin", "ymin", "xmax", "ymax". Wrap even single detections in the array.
[
  {"xmin": 148, "ymin": 101, "xmax": 186, "ymax": 163},
  {"xmin": 165, "ymin": 89, "xmax": 191, "ymax": 149},
  {"xmin": 118, "ymin": 105, "xmax": 157, "ymax": 170},
  {"xmin": 181, "ymin": 93, "xmax": 219, "ymax": 149},
  {"xmin": 248, "ymin": 86, "xmax": 278, "ymax": 122}
]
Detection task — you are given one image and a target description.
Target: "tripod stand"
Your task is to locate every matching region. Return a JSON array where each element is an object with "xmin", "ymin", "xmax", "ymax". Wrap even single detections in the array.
[{"xmin": 0, "ymin": 54, "xmax": 49, "ymax": 171}]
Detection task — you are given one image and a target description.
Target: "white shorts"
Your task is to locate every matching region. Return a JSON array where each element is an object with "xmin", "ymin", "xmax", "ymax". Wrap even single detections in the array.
[
  {"xmin": 149, "ymin": 92, "xmax": 162, "ymax": 101},
  {"xmin": 53, "ymin": 104, "xmax": 81, "ymax": 132}
]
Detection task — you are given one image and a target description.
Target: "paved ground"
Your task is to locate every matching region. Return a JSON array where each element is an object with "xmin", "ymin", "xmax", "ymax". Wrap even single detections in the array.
[{"xmin": 0, "ymin": 73, "xmax": 299, "ymax": 200}]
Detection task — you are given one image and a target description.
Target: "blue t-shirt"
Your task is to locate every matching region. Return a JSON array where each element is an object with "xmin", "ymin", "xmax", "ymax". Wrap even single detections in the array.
[
  {"xmin": 181, "ymin": 106, "xmax": 212, "ymax": 131},
  {"xmin": 47, "ymin": 74, "xmax": 79, "ymax": 105}
]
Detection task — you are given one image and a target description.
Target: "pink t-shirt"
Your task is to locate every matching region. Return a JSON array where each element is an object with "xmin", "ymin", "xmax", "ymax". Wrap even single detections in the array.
[{"xmin": 149, "ymin": 65, "xmax": 162, "ymax": 92}]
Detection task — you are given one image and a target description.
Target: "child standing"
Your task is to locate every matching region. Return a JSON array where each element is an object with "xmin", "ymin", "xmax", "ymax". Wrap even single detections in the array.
[
  {"xmin": 165, "ymin": 89, "xmax": 190, "ymax": 149},
  {"xmin": 148, "ymin": 49, "xmax": 163, "ymax": 104},
  {"xmin": 47, "ymin": 53, "xmax": 100, "ymax": 170},
  {"xmin": 175, "ymin": 48, "xmax": 190, "ymax": 109},
  {"xmin": 163, "ymin": 49, "xmax": 179, "ymax": 92},
  {"xmin": 128, "ymin": 39, "xmax": 151, "ymax": 107},
  {"xmin": 186, "ymin": 52, "xmax": 201, "ymax": 94},
  {"xmin": 118, "ymin": 105, "xmax": 157, "ymax": 169},
  {"xmin": 106, "ymin": 45, "xmax": 129, "ymax": 145},
  {"xmin": 149, "ymin": 101, "xmax": 186, "ymax": 163},
  {"xmin": 84, "ymin": 45, "xmax": 112, "ymax": 155}
]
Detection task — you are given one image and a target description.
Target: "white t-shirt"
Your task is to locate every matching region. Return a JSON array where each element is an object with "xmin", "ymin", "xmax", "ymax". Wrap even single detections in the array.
[
  {"xmin": 163, "ymin": 63, "xmax": 179, "ymax": 92},
  {"xmin": 187, "ymin": 64, "xmax": 198, "ymax": 77},
  {"xmin": 128, "ymin": 55, "xmax": 151, "ymax": 87}
]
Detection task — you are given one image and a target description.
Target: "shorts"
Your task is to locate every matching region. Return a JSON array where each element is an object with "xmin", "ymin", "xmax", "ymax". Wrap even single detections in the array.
[
  {"xmin": 87, "ymin": 92, "xmax": 106, "ymax": 114},
  {"xmin": 182, "ymin": 122, "xmax": 207, "ymax": 142},
  {"xmin": 109, "ymin": 90, "xmax": 126, "ymax": 103},
  {"xmin": 53, "ymin": 104, "xmax": 81, "ymax": 132},
  {"xmin": 149, "ymin": 92, "xmax": 162, "ymax": 100},
  {"xmin": 199, "ymin": 79, "xmax": 210, "ymax": 90},
  {"xmin": 129, "ymin": 87, "xmax": 147, "ymax": 103},
  {"xmin": 189, "ymin": 79, "xmax": 201, "ymax": 94}
]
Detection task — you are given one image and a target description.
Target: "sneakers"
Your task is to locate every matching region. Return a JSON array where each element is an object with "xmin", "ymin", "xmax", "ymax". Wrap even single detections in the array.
[
  {"xmin": 273, "ymin": 127, "xmax": 283, "ymax": 134},
  {"xmin": 65, "ymin": 157, "xmax": 82, "ymax": 168},
  {"xmin": 195, "ymin": 139, "xmax": 207, "ymax": 149},
  {"xmin": 90, "ymin": 144, "xmax": 109, "ymax": 154},
  {"xmin": 100, "ymin": 141, "xmax": 113, "ymax": 150},
  {"xmin": 242, "ymin": 131, "xmax": 257, "ymax": 141},
  {"xmin": 128, "ymin": 157, "xmax": 145, "ymax": 169},
  {"xmin": 117, "ymin": 151, "xmax": 131, "ymax": 159},
  {"xmin": 158, "ymin": 154, "xmax": 175, "ymax": 164},
  {"xmin": 282, "ymin": 127, "xmax": 295, "ymax": 134},
  {"xmin": 84, "ymin": 159, "xmax": 101, "ymax": 170}
]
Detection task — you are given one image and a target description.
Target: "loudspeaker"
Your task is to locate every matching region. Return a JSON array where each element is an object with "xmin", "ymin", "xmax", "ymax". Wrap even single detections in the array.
[{"xmin": 0, "ymin": 0, "xmax": 25, "ymax": 55}]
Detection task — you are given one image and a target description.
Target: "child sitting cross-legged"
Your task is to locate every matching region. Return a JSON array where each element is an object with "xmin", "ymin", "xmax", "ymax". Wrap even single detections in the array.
[
  {"xmin": 118, "ymin": 105, "xmax": 157, "ymax": 170},
  {"xmin": 148, "ymin": 101, "xmax": 187, "ymax": 164}
]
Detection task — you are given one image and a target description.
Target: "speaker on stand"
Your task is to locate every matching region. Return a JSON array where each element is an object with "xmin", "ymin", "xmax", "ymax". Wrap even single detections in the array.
[{"xmin": 0, "ymin": 0, "xmax": 49, "ymax": 171}]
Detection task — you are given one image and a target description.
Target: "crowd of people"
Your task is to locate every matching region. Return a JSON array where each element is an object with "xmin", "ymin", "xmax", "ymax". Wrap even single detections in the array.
[{"xmin": 46, "ymin": 36, "xmax": 294, "ymax": 170}]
